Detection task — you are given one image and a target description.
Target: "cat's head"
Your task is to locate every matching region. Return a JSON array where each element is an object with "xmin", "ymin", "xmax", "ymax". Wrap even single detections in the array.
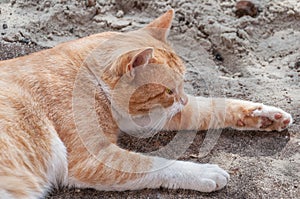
[{"xmin": 99, "ymin": 10, "xmax": 187, "ymax": 125}]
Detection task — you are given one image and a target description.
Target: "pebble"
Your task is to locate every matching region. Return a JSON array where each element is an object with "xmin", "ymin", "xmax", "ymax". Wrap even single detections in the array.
[
  {"xmin": 235, "ymin": 1, "xmax": 258, "ymax": 18},
  {"xmin": 3, "ymin": 24, "xmax": 8, "ymax": 29},
  {"xmin": 215, "ymin": 53, "xmax": 224, "ymax": 61},
  {"xmin": 86, "ymin": 0, "xmax": 96, "ymax": 7},
  {"xmin": 233, "ymin": 72, "xmax": 243, "ymax": 78},
  {"xmin": 268, "ymin": 58, "xmax": 273, "ymax": 63},
  {"xmin": 110, "ymin": 20, "xmax": 130, "ymax": 29},
  {"xmin": 2, "ymin": 36, "xmax": 11, "ymax": 42},
  {"xmin": 20, "ymin": 38, "xmax": 31, "ymax": 44},
  {"xmin": 213, "ymin": 50, "xmax": 224, "ymax": 62},
  {"xmin": 287, "ymin": 10, "xmax": 295, "ymax": 16},
  {"xmin": 44, "ymin": 1, "xmax": 51, "ymax": 8},
  {"xmin": 294, "ymin": 61, "xmax": 300, "ymax": 69},
  {"xmin": 116, "ymin": 10, "xmax": 124, "ymax": 18}
]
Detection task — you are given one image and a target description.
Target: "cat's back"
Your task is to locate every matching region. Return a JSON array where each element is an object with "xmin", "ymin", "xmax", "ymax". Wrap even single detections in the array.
[
  {"xmin": 0, "ymin": 31, "xmax": 118, "ymax": 101},
  {"xmin": 0, "ymin": 31, "xmax": 118, "ymax": 123},
  {"xmin": 0, "ymin": 31, "xmax": 118, "ymax": 73}
]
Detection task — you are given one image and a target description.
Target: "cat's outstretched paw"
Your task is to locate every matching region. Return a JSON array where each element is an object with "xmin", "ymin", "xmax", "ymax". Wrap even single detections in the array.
[{"xmin": 236, "ymin": 104, "xmax": 293, "ymax": 131}]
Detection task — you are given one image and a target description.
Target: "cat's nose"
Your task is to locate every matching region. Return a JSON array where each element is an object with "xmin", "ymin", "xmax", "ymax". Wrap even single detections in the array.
[{"xmin": 179, "ymin": 95, "xmax": 188, "ymax": 106}]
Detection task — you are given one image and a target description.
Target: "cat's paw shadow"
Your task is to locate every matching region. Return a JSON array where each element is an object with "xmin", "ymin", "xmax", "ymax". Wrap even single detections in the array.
[
  {"xmin": 212, "ymin": 129, "xmax": 290, "ymax": 157},
  {"xmin": 118, "ymin": 131, "xmax": 178, "ymax": 153}
]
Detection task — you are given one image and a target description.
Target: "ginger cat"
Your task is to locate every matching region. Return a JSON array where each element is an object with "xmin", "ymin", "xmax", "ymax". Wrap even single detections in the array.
[{"xmin": 0, "ymin": 10, "xmax": 293, "ymax": 198}]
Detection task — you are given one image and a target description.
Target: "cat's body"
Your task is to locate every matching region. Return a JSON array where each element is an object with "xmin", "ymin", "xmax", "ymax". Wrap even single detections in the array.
[{"xmin": 0, "ymin": 10, "xmax": 292, "ymax": 199}]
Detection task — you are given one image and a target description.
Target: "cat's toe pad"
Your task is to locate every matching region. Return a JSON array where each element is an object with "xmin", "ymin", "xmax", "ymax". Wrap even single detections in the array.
[{"xmin": 251, "ymin": 105, "xmax": 293, "ymax": 131}]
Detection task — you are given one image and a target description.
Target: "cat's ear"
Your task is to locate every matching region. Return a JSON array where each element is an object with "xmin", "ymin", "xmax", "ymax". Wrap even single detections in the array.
[
  {"xmin": 126, "ymin": 48, "xmax": 154, "ymax": 77},
  {"xmin": 143, "ymin": 9, "xmax": 174, "ymax": 42}
]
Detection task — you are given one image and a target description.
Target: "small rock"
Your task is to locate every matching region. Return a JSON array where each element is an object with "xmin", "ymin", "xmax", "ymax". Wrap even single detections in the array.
[
  {"xmin": 116, "ymin": 10, "xmax": 124, "ymax": 18},
  {"xmin": 215, "ymin": 53, "xmax": 224, "ymax": 61},
  {"xmin": 287, "ymin": 10, "xmax": 295, "ymax": 16},
  {"xmin": 294, "ymin": 60, "xmax": 300, "ymax": 69},
  {"xmin": 20, "ymin": 38, "xmax": 31, "ymax": 44},
  {"xmin": 3, "ymin": 24, "xmax": 8, "ymax": 29},
  {"xmin": 11, "ymin": 0, "xmax": 16, "ymax": 6},
  {"xmin": 3, "ymin": 36, "xmax": 15, "ymax": 42},
  {"xmin": 189, "ymin": 154, "xmax": 199, "ymax": 158},
  {"xmin": 213, "ymin": 50, "xmax": 224, "ymax": 62},
  {"xmin": 44, "ymin": 1, "xmax": 51, "ymax": 8},
  {"xmin": 86, "ymin": 0, "xmax": 96, "ymax": 7},
  {"xmin": 47, "ymin": 34, "xmax": 53, "ymax": 40},
  {"xmin": 233, "ymin": 72, "xmax": 243, "ymax": 78},
  {"xmin": 111, "ymin": 20, "xmax": 130, "ymax": 29},
  {"xmin": 203, "ymin": 91, "xmax": 209, "ymax": 95},
  {"xmin": 235, "ymin": 1, "xmax": 258, "ymax": 18}
]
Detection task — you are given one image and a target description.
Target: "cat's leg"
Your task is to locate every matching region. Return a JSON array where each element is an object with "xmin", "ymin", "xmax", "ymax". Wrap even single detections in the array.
[
  {"xmin": 0, "ymin": 168, "xmax": 47, "ymax": 199},
  {"xmin": 68, "ymin": 142, "xmax": 229, "ymax": 192},
  {"xmin": 165, "ymin": 95, "xmax": 293, "ymax": 131},
  {"xmin": 0, "ymin": 117, "xmax": 68, "ymax": 199}
]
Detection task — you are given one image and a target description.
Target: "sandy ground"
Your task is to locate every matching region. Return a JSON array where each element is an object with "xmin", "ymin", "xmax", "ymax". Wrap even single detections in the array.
[{"xmin": 0, "ymin": 0, "xmax": 299, "ymax": 198}]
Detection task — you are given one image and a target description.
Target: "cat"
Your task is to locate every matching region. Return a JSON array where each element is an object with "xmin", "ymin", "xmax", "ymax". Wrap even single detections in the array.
[{"xmin": 0, "ymin": 9, "xmax": 293, "ymax": 199}]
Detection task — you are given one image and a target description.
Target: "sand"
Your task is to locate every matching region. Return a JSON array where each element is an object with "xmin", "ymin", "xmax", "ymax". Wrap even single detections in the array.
[{"xmin": 0, "ymin": 0, "xmax": 299, "ymax": 198}]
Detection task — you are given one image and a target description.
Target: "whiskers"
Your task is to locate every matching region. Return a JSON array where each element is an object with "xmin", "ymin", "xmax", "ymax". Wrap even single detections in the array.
[
  {"xmin": 122, "ymin": 101, "xmax": 184, "ymax": 153},
  {"xmin": 140, "ymin": 112, "xmax": 168, "ymax": 139},
  {"xmin": 137, "ymin": 101, "xmax": 183, "ymax": 150},
  {"xmin": 168, "ymin": 102, "xmax": 184, "ymax": 118},
  {"xmin": 148, "ymin": 101, "xmax": 183, "ymax": 136}
]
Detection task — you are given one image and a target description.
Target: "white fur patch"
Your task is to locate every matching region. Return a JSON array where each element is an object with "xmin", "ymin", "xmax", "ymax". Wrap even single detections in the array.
[
  {"xmin": 0, "ymin": 190, "xmax": 14, "ymax": 199},
  {"xmin": 116, "ymin": 102, "xmax": 182, "ymax": 138},
  {"xmin": 47, "ymin": 129, "xmax": 68, "ymax": 188},
  {"xmin": 150, "ymin": 157, "xmax": 229, "ymax": 192}
]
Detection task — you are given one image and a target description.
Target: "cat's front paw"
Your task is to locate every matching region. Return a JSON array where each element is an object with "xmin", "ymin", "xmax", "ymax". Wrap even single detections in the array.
[
  {"xmin": 194, "ymin": 163, "xmax": 230, "ymax": 192},
  {"xmin": 236, "ymin": 104, "xmax": 293, "ymax": 131},
  {"xmin": 163, "ymin": 161, "xmax": 230, "ymax": 192}
]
